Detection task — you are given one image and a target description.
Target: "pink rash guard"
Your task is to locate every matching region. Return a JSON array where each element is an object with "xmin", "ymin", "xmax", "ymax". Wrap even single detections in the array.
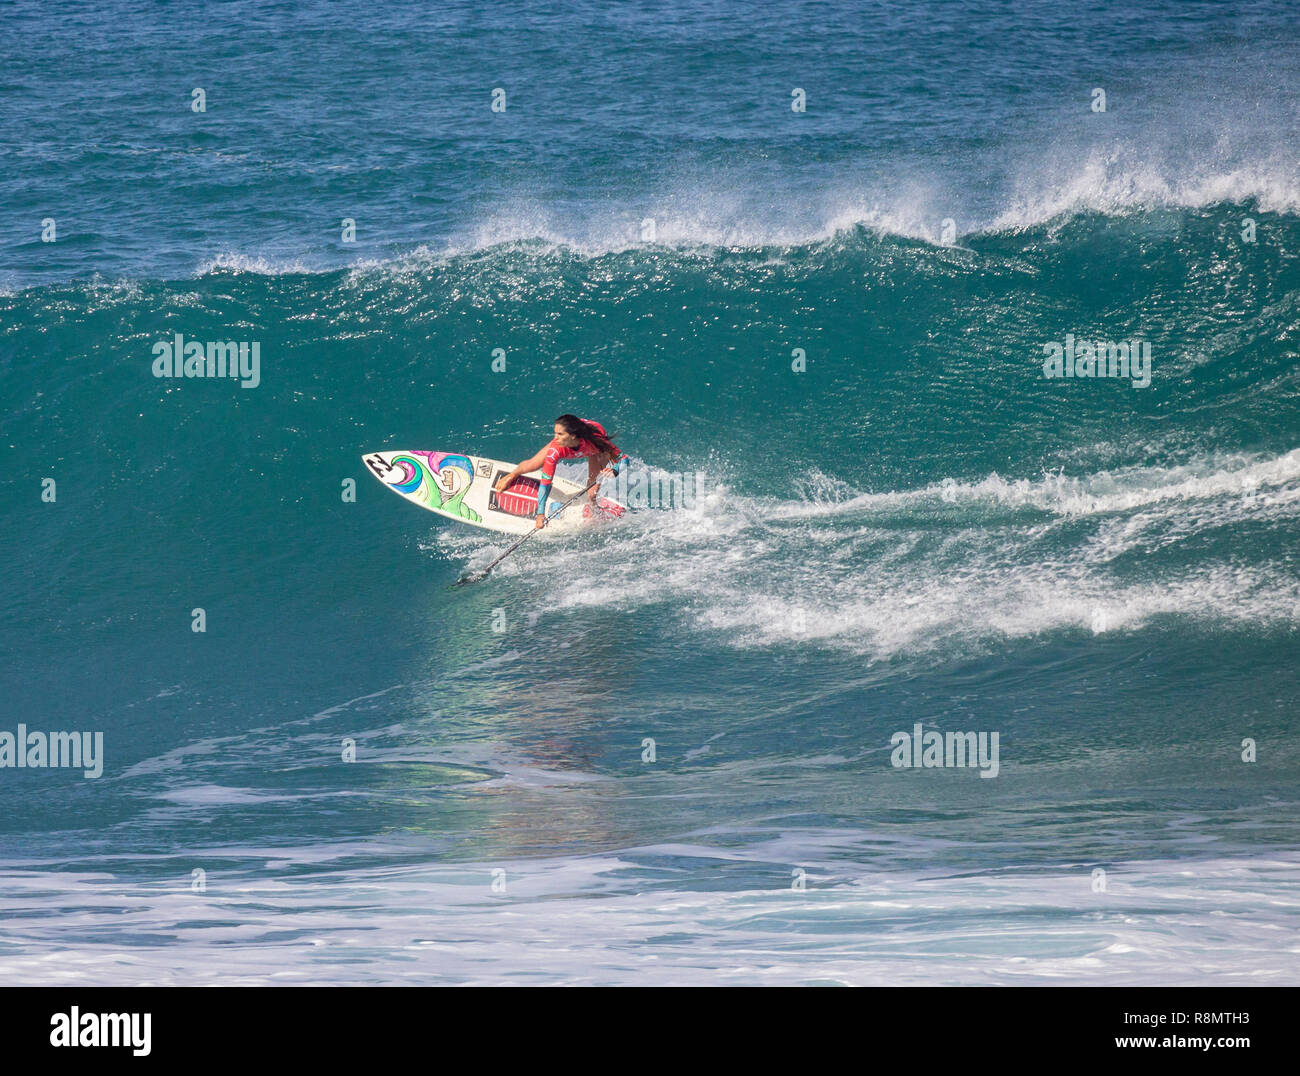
[{"xmin": 535, "ymin": 419, "xmax": 621, "ymax": 515}]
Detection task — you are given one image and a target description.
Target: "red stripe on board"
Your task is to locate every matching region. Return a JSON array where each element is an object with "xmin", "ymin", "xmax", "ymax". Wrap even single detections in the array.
[{"xmin": 497, "ymin": 477, "xmax": 540, "ymax": 517}]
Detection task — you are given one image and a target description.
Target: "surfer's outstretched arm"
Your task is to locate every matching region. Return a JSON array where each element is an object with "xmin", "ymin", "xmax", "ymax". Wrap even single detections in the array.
[
  {"xmin": 494, "ymin": 449, "xmax": 548, "ymax": 495},
  {"xmin": 495, "ymin": 445, "xmax": 559, "ymax": 530}
]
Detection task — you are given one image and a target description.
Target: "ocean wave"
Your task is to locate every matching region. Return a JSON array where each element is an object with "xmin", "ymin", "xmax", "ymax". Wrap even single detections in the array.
[
  {"xmin": 193, "ymin": 251, "xmax": 323, "ymax": 277},
  {"xmin": 482, "ymin": 446, "xmax": 1300, "ymax": 661},
  {"xmin": 990, "ymin": 151, "xmax": 1300, "ymax": 233},
  {"xmin": 160, "ymin": 159, "xmax": 1300, "ymax": 281},
  {"xmin": 1, "ymin": 849, "xmax": 1296, "ymax": 985}
]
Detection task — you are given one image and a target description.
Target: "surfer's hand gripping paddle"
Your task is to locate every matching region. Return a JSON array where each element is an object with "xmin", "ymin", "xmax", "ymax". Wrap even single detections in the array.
[{"xmin": 452, "ymin": 463, "xmax": 618, "ymax": 587}]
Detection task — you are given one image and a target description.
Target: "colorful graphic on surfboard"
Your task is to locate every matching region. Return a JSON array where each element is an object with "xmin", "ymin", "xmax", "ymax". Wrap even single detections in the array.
[{"xmin": 362, "ymin": 450, "xmax": 626, "ymax": 535}]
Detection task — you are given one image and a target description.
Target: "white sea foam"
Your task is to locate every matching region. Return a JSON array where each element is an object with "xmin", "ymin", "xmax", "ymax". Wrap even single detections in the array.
[
  {"xmin": 814, "ymin": 448, "xmax": 1300, "ymax": 518},
  {"xmin": 194, "ymin": 251, "xmax": 321, "ymax": 276},
  {"xmin": 0, "ymin": 849, "xmax": 1296, "ymax": 985},
  {"xmin": 432, "ymin": 153, "xmax": 1300, "ymax": 258},
  {"xmin": 990, "ymin": 151, "xmax": 1300, "ymax": 233},
  {"xmin": 184, "ymin": 152, "xmax": 1300, "ymax": 279},
  {"xmin": 482, "ymin": 446, "xmax": 1300, "ymax": 661}
]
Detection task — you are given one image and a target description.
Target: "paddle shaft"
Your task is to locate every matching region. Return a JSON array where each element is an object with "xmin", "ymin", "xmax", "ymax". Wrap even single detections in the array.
[{"xmin": 453, "ymin": 470, "xmax": 609, "ymax": 586}]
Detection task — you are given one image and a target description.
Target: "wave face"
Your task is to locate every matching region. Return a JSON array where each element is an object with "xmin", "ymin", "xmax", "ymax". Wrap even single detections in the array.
[{"xmin": 1, "ymin": 0, "xmax": 1299, "ymax": 985}]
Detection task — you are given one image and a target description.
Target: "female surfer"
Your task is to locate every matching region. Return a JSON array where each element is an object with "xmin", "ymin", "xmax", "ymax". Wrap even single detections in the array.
[{"xmin": 495, "ymin": 415, "xmax": 623, "ymax": 528}]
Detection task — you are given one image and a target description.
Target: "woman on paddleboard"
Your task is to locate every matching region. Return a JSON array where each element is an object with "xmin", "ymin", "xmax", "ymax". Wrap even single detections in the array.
[{"xmin": 495, "ymin": 415, "xmax": 623, "ymax": 528}]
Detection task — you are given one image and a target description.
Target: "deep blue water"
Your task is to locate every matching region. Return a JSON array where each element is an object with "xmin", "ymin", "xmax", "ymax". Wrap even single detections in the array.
[{"xmin": 1, "ymin": 0, "xmax": 1298, "ymax": 984}]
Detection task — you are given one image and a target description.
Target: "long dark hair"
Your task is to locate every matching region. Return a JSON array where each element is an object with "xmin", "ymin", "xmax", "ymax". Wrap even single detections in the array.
[{"xmin": 556, "ymin": 414, "xmax": 618, "ymax": 457}]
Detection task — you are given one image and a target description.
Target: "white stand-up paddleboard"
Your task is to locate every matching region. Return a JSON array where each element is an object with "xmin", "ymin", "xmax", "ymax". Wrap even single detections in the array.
[{"xmin": 362, "ymin": 450, "xmax": 626, "ymax": 535}]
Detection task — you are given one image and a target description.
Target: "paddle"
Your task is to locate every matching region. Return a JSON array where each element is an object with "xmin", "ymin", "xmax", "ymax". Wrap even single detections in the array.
[{"xmin": 452, "ymin": 465, "xmax": 616, "ymax": 587}]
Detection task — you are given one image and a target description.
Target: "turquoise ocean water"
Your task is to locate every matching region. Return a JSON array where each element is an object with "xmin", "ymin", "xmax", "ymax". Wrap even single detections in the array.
[{"xmin": 1, "ymin": 0, "xmax": 1298, "ymax": 983}]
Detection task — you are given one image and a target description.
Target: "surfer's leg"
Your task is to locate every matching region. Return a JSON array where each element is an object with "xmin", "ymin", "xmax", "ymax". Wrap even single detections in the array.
[{"xmin": 587, "ymin": 452, "xmax": 613, "ymax": 497}]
